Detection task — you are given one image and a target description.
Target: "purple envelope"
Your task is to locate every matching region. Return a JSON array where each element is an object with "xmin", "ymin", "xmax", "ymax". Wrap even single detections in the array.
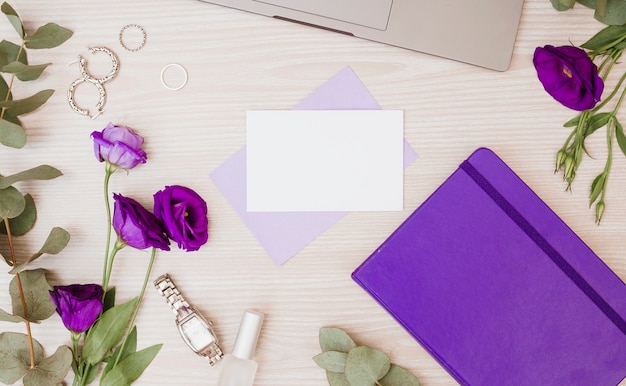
[
  {"xmin": 352, "ymin": 148, "xmax": 626, "ymax": 385},
  {"xmin": 210, "ymin": 67, "xmax": 418, "ymax": 265}
]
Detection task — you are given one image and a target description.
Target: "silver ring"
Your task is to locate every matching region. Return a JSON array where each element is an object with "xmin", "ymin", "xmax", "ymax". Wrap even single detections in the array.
[
  {"xmin": 119, "ymin": 24, "xmax": 146, "ymax": 52},
  {"xmin": 160, "ymin": 63, "xmax": 188, "ymax": 91}
]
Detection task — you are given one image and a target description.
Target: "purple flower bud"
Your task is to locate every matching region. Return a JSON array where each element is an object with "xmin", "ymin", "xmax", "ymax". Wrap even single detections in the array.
[
  {"xmin": 533, "ymin": 45, "xmax": 604, "ymax": 111},
  {"xmin": 49, "ymin": 284, "xmax": 104, "ymax": 333},
  {"xmin": 91, "ymin": 123, "xmax": 147, "ymax": 170},
  {"xmin": 154, "ymin": 185, "xmax": 209, "ymax": 252},
  {"xmin": 112, "ymin": 193, "xmax": 170, "ymax": 251}
]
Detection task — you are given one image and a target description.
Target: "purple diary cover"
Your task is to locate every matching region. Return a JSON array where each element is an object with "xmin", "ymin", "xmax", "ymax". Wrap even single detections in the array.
[{"xmin": 352, "ymin": 148, "xmax": 626, "ymax": 385}]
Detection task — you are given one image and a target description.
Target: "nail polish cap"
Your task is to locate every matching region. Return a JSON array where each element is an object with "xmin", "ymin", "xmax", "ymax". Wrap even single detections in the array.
[{"xmin": 232, "ymin": 309, "xmax": 264, "ymax": 360}]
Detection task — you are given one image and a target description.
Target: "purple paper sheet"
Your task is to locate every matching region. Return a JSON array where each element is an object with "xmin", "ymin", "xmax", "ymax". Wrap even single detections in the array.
[{"xmin": 210, "ymin": 66, "xmax": 418, "ymax": 265}]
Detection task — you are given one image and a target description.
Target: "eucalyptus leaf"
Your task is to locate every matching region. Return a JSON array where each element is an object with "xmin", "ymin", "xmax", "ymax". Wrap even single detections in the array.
[
  {"xmin": 99, "ymin": 344, "xmax": 162, "ymax": 386},
  {"xmin": 0, "ymin": 193, "xmax": 36, "ymax": 236},
  {"xmin": 1, "ymin": 2, "xmax": 24, "ymax": 38},
  {"xmin": 0, "ymin": 89, "xmax": 54, "ymax": 116},
  {"xmin": 83, "ymin": 297, "xmax": 138, "ymax": 365},
  {"xmin": 0, "ymin": 307, "xmax": 27, "ymax": 323},
  {"xmin": 0, "ymin": 117, "xmax": 25, "ymax": 148},
  {"xmin": 25, "ymin": 23, "xmax": 73, "ymax": 49},
  {"xmin": 314, "ymin": 351, "xmax": 347, "ymax": 373},
  {"xmin": 9, "ymin": 268, "xmax": 55, "ymax": 322},
  {"xmin": 1, "ymin": 61, "xmax": 49, "ymax": 81},
  {"xmin": 0, "ymin": 39, "xmax": 26, "ymax": 68},
  {"xmin": 0, "ymin": 185, "xmax": 25, "ymax": 219},
  {"xmin": 22, "ymin": 344, "xmax": 72, "ymax": 386},
  {"xmin": 9, "ymin": 227, "xmax": 70, "ymax": 274},
  {"xmin": 616, "ymin": 119, "xmax": 626, "ymax": 157},
  {"xmin": 0, "ymin": 71, "xmax": 10, "ymax": 100},
  {"xmin": 379, "ymin": 364, "xmax": 420, "ymax": 386},
  {"xmin": 327, "ymin": 371, "xmax": 350, "ymax": 386},
  {"xmin": 319, "ymin": 327, "xmax": 357, "ymax": 353},
  {"xmin": 0, "ymin": 164, "xmax": 62, "ymax": 189},
  {"xmin": 344, "ymin": 346, "xmax": 391, "ymax": 386},
  {"xmin": 0, "ymin": 332, "xmax": 43, "ymax": 384},
  {"xmin": 103, "ymin": 326, "xmax": 137, "ymax": 378}
]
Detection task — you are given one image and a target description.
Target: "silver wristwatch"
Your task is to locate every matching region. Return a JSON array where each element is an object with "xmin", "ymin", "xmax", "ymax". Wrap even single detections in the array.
[{"xmin": 154, "ymin": 273, "xmax": 224, "ymax": 365}]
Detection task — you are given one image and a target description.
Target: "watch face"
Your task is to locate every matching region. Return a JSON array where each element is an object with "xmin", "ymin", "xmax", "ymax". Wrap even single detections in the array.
[{"xmin": 180, "ymin": 315, "xmax": 215, "ymax": 351}]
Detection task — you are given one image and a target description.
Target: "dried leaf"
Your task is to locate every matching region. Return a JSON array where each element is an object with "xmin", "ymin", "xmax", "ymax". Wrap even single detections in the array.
[
  {"xmin": 23, "ymin": 345, "xmax": 72, "ymax": 386},
  {"xmin": 0, "ymin": 185, "xmax": 25, "ymax": 219},
  {"xmin": 1, "ymin": 2, "xmax": 23, "ymax": 38},
  {"xmin": 319, "ymin": 327, "xmax": 357, "ymax": 353},
  {"xmin": 24, "ymin": 22, "xmax": 72, "ymax": 49},
  {"xmin": 9, "ymin": 227, "xmax": 70, "ymax": 274},
  {"xmin": 1, "ymin": 61, "xmax": 49, "ymax": 81},
  {"xmin": 9, "ymin": 268, "xmax": 55, "ymax": 322},
  {"xmin": 344, "ymin": 346, "xmax": 391, "ymax": 386},
  {"xmin": 0, "ymin": 117, "xmax": 25, "ymax": 148},
  {"xmin": 327, "ymin": 371, "xmax": 350, "ymax": 386},
  {"xmin": 0, "ymin": 89, "xmax": 54, "ymax": 117},
  {"xmin": 0, "ymin": 332, "xmax": 43, "ymax": 384},
  {"xmin": 313, "ymin": 351, "xmax": 347, "ymax": 373},
  {"xmin": 379, "ymin": 364, "xmax": 420, "ymax": 386},
  {"xmin": 0, "ymin": 193, "xmax": 36, "ymax": 236}
]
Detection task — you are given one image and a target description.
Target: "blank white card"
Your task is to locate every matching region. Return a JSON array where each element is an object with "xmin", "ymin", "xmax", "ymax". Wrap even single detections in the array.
[{"xmin": 246, "ymin": 110, "xmax": 404, "ymax": 212}]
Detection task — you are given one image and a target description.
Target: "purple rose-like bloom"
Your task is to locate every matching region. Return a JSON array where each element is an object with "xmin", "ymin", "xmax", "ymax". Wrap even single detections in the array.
[
  {"xmin": 91, "ymin": 123, "xmax": 147, "ymax": 169},
  {"xmin": 154, "ymin": 185, "xmax": 209, "ymax": 252},
  {"xmin": 113, "ymin": 193, "xmax": 170, "ymax": 251},
  {"xmin": 49, "ymin": 284, "xmax": 104, "ymax": 333},
  {"xmin": 533, "ymin": 45, "xmax": 604, "ymax": 111}
]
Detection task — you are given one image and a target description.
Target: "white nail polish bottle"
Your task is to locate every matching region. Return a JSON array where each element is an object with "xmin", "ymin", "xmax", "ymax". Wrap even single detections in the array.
[{"xmin": 218, "ymin": 310, "xmax": 264, "ymax": 386}]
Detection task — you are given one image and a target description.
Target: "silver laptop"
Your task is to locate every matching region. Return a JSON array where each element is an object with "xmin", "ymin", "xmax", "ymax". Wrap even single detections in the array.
[{"xmin": 197, "ymin": 0, "xmax": 525, "ymax": 71}]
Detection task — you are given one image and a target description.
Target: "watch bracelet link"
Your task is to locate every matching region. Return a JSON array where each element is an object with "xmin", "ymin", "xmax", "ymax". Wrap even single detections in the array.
[{"xmin": 154, "ymin": 273, "xmax": 224, "ymax": 365}]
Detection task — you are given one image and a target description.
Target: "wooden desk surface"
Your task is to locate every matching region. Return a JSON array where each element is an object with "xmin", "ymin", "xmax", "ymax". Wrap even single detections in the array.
[{"xmin": 1, "ymin": 0, "xmax": 625, "ymax": 385}]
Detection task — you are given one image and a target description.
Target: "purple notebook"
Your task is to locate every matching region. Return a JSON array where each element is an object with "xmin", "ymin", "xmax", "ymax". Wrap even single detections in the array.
[{"xmin": 352, "ymin": 148, "xmax": 626, "ymax": 385}]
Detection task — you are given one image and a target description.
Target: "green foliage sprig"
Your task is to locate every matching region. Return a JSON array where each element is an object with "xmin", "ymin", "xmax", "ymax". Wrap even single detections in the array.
[
  {"xmin": 0, "ymin": 2, "xmax": 73, "ymax": 385},
  {"xmin": 551, "ymin": 0, "xmax": 626, "ymax": 25},
  {"xmin": 314, "ymin": 327, "xmax": 420, "ymax": 386}
]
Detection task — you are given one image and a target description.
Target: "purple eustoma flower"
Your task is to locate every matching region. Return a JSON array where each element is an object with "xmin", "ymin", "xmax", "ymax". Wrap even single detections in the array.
[
  {"xmin": 533, "ymin": 45, "xmax": 604, "ymax": 111},
  {"xmin": 91, "ymin": 123, "xmax": 147, "ymax": 170},
  {"xmin": 154, "ymin": 185, "xmax": 209, "ymax": 252},
  {"xmin": 112, "ymin": 193, "xmax": 170, "ymax": 251},
  {"xmin": 49, "ymin": 284, "xmax": 104, "ymax": 333}
]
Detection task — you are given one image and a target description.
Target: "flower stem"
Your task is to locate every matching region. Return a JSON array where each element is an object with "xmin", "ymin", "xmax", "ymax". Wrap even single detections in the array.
[
  {"xmin": 3, "ymin": 218, "xmax": 36, "ymax": 369},
  {"xmin": 0, "ymin": 43, "xmax": 23, "ymax": 121},
  {"xmin": 102, "ymin": 241, "xmax": 123, "ymax": 296},
  {"xmin": 112, "ymin": 247, "xmax": 158, "ymax": 369},
  {"xmin": 101, "ymin": 164, "xmax": 115, "ymax": 288}
]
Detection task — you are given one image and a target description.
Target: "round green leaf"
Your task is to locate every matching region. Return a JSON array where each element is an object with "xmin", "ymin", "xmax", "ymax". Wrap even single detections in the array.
[
  {"xmin": 0, "ymin": 332, "xmax": 44, "ymax": 384},
  {"xmin": 345, "ymin": 346, "xmax": 391, "ymax": 386},
  {"xmin": 379, "ymin": 364, "xmax": 420, "ymax": 386},
  {"xmin": 0, "ymin": 117, "xmax": 25, "ymax": 148},
  {"xmin": 0, "ymin": 2, "xmax": 24, "ymax": 38},
  {"xmin": 319, "ymin": 327, "xmax": 357, "ymax": 353},
  {"xmin": 9, "ymin": 268, "xmax": 56, "ymax": 323},
  {"xmin": 23, "ymin": 345, "xmax": 72, "ymax": 386},
  {"xmin": 24, "ymin": 23, "xmax": 73, "ymax": 49},
  {"xmin": 313, "ymin": 351, "xmax": 347, "ymax": 373},
  {"xmin": 0, "ymin": 185, "xmax": 25, "ymax": 219},
  {"xmin": 327, "ymin": 371, "xmax": 350, "ymax": 386},
  {"xmin": 0, "ymin": 193, "xmax": 36, "ymax": 236}
]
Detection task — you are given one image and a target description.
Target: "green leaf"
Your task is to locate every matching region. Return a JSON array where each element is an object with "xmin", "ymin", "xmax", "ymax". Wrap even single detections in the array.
[
  {"xmin": 103, "ymin": 326, "xmax": 137, "ymax": 378},
  {"xmin": 581, "ymin": 24, "xmax": 626, "ymax": 50},
  {"xmin": 23, "ymin": 345, "xmax": 72, "ymax": 386},
  {"xmin": 0, "ymin": 89, "xmax": 54, "ymax": 117},
  {"xmin": 313, "ymin": 351, "xmax": 347, "ymax": 373},
  {"xmin": 1, "ymin": 61, "xmax": 49, "ymax": 81},
  {"xmin": 25, "ymin": 23, "xmax": 73, "ymax": 49},
  {"xmin": 578, "ymin": 0, "xmax": 626, "ymax": 25},
  {"xmin": 551, "ymin": 0, "xmax": 575, "ymax": 11},
  {"xmin": 10, "ymin": 269, "xmax": 56, "ymax": 323},
  {"xmin": 0, "ymin": 40, "xmax": 27, "ymax": 69},
  {"xmin": 319, "ymin": 327, "xmax": 357, "ymax": 353},
  {"xmin": 83, "ymin": 297, "xmax": 138, "ymax": 365},
  {"xmin": 615, "ymin": 119, "xmax": 626, "ymax": 157},
  {"xmin": 99, "ymin": 344, "xmax": 161, "ymax": 386},
  {"xmin": 564, "ymin": 115, "xmax": 581, "ymax": 127},
  {"xmin": 345, "ymin": 346, "xmax": 391, "ymax": 386},
  {"xmin": 0, "ymin": 164, "xmax": 62, "ymax": 189},
  {"xmin": 0, "ymin": 332, "xmax": 43, "ymax": 384},
  {"xmin": 0, "ymin": 185, "xmax": 25, "ymax": 219},
  {"xmin": 379, "ymin": 364, "xmax": 420, "ymax": 386},
  {"xmin": 83, "ymin": 362, "xmax": 100, "ymax": 385},
  {"xmin": 1, "ymin": 2, "xmax": 24, "ymax": 38},
  {"xmin": 584, "ymin": 112, "xmax": 611, "ymax": 137},
  {"xmin": 0, "ymin": 193, "xmax": 36, "ymax": 236},
  {"xmin": 103, "ymin": 287, "xmax": 116, "ymax": 312},
  {"xmin": 0, "ymin": 307, "xmax": 27, "ymax": 323},
  {"xmin": 0, "ymin": 117, "xmax": 25, "ymax": 148},
  {"xmin": 327, "ymin": 371, "xmax": 350, "ymax": 386},
  {"xmin": 9, "ymin": 227, "xmax": 70, "ymax": 274},
  {"xmin": 589, "ymin": 173, "xmax": 606, "ymax": 206}
]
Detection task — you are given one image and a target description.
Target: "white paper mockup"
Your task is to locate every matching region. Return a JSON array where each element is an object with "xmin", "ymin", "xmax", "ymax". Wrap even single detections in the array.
[{"xmin": 246, "ymin": 110, "xmax": 403, "ymax": 212}]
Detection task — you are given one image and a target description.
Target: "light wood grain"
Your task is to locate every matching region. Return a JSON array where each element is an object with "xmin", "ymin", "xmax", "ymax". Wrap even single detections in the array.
[{"xmin": 1, "ymin": 0, "xmax": 625, "ymax": 385}]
